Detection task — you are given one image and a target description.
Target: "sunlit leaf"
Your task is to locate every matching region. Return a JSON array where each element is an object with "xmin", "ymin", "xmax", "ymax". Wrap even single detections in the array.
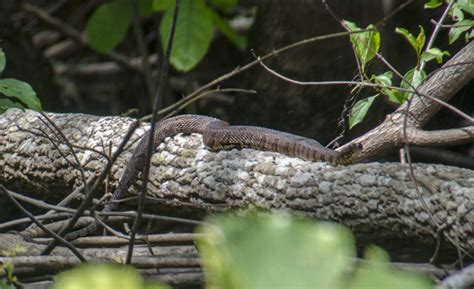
[
  {"xmin": 372, "ymin": 71, "xmax": 393, "ymax": 87},
  {"xmin": 455, "ymin": 0, "xmax": 474, "ymax": 15},
  {"xmin": 344, "ymin": 20, "xmax": 380, "ymax": 73},
  {"xmin": 400, "ymin": 68, "xmax": 426, "ymax": 99},
  {"xmin": 198, "ymin": 212, "xmax": 355, "ymax": 289},
  {"xmin": 415, "ymin": 26, "xmax": 426, "ymax": 56},
  {"xmin": 0, "ymin": 48, "xmax": 5, "ymax": 74},
  {"xmin": 160, "ymin": 0, "xmax": 214, "ymax": 71},
  {"xmin": 0, "ymin": 79, "xmax": 41, "ymax": 112},
  {"xmin": 424, "ymin": 0, "xmax": 442, "ymax": 9},
  {"xmin": 349, "ymin": 94, "xmax": 378, "ymax": 129},
  {"xmin": 85, "ymin": 0, "xmax": 131, "ymax": 53},
  {"xmin": 395, "ymin": 27, "xmax": 417, "ymax": 55},
  {"xmin": 448, "ymin": 20, "xmax": 473, "ymax": 44},
  {"xmin": 52, "ymin": 264, "xmax": 169, "ymax": 289},
  {"xmin": 421, "ymin": 47, "xmax": 450, "ymax": 64},
  {"xmin": 349, "ymin": 246, "xmax": 433, "ymax": 289}
]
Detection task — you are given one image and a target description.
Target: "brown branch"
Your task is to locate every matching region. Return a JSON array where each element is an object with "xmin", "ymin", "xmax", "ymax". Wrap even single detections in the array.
[{"xmin": 406, "ymin": 126, "xmax": 474, "ymax": 147}]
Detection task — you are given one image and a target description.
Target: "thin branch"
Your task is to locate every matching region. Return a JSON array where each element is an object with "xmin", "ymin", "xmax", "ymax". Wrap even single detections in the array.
[
  {"xmin": 419, "ymin": 1, "xmax": 454, "ymax": 71},
  {"xmin": 406, "ymin": 126, "xmax": 474, "ymax": 147},
  {"xmin": 127, "ymin": 0, "xmax": 181, "ymax": 265},
  {"xmin": 41, "ymin": 121, "xmax": 140, "ymax": 255},
  {"xmin": 0, "ymin": 185, "xmax": 86, "ymax": 262},
  {"xmin": 156, "ymin": 29, "xmax": 373, "ymax": 118}
]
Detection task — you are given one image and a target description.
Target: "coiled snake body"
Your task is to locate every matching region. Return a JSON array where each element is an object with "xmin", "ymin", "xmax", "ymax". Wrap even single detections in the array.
[{"xmin": 67, "ymin": 115, "xmax": 358, "ymax": 239}]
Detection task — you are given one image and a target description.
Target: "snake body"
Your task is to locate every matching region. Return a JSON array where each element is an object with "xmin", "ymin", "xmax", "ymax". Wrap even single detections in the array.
[{"xmin": 66, "ymin": 114, "xmax": 357, "ymax": 239}]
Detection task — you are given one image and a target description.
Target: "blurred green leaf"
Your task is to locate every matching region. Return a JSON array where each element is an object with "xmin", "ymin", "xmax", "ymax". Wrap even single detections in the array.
[
  {"xmin": 395, "ymin": 27, "xmax": 417, "ymax": 55},
  {"xmin": 424, "ymin": 0, "xmax": 442, "ymax": 9},
  {"xmin": 0, "ymin": 48, "xmax": 5, "ymax": 74},
  {"xmin": 349, "ymin": 246, "xmax": 433, "ymax": 289},
  {"xmin": 344, "ymin": 21, "xmax": 380, "ymax": 73},
  {"xmin": 448, "ymin": 20, "xmax": 473, "ymax": 44},
  {"xmin": 455, "ymin": 0, "xmax": 474, "ymax": 15},
  {"xmin": 421, "ymin": 47, "xmax": 450, "ymax": 63},
  {"xmin": 52, "ymin": 264, "xmax": 169, "ymax": 289},
  {"xmin": 198, "ymin": 212, "xmax": 355, "ymax": 289},
  {"xmin": 152, "ymin": 0, "xmax": 175, "ymax": 11},
  {"xmin": 210, "ymin": 0, "xmax": 238, "ymax": 12},
  {"xmin": 85, "ymin": 0, "xmax": 131, "ymax": 53},
  {"xmin": 415, "ymin": 26, "xmax": 426, "ymax": 56},
  {"xmin": 372, "ymin": 71, "xmax": 393, "ymax": 87},
  {"xmin": 160, "ymin": 0, "xmax": 214, "ymax": 71},
  {"xmin": 0, "ymin": 79, "xmax": 41, "ymax": 112},
  {"xmin": 401, "ymin": 68, "xmax": 426, "ymax": 99},
  {"xmin": 210, "ymin": 10, "xmax": 247, "ymax": 50},
  {"xmin": 349, "ymin": 94, "xmax": 378, "ymax": 129},
  {"xmin": 450, "ymin": 5, "xmax": 465, "ymax": 21}
]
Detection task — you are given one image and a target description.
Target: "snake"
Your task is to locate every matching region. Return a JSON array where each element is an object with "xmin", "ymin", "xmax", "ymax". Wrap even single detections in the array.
[{"xmin": 66, "ymin": 114, "xmax": 359, "ymax": 239}]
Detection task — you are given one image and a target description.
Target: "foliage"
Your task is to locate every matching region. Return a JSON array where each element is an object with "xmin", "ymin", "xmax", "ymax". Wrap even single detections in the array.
[
  {"xmin": 0, "ymin": 48, "xmax": 42, "ymax": 114},
  {"xmin": 197, "ymin": 212, "xmax": 433, "ymax": 289},
  {"xmin": 347, "ymin": 0, "xmax": 470, "ymax": 129},
  {"xmin": 52, "ymin": 264, "xmax": 170, "ymax": 289},
  {"xmin": 85, "ymin": 0, "xmax": 247, "ymax": 72},
  {"xmin": 0, "ymin": 262, "xmax": 17, "ymax": 289}
]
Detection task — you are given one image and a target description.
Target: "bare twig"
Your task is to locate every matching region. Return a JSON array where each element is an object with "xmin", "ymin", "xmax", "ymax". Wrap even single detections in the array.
[
  {"xmin": 126, "ymin": 0, "xmax": 181, "ymax": 265},
  {"xmin": 0, "ymin": 185, "xmax": 86, "ymax": 262}
]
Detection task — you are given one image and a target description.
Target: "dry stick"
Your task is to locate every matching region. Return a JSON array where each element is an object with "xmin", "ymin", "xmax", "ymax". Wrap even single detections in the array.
[
  {"xmin": 0, "ymin": 213, "xmax": 71, "ymax": 231},
  {"xmin": 436, "ymin": 262, "xmax": 474, "ymax": 289},
  {"xmin": 126, "ymin": 0, "xmax": 181, "ymax": 265},
  {"xmin": 129, "ymin": 0, "xmax": 155, "ymax": 102},
  {"xmin": 0, "ymin": 185, "xmax": 86, "ymax": 262},
  {"xmin": 1, "ymin": 189, "xmax": 205, "ymax": 228},
  {"xmin": 41, "ymin": 121, "xmax": 140, "ymax": 256},
  {"xmin": 21, "ymin": 3, "xmax": 142, "ymax": 73}
]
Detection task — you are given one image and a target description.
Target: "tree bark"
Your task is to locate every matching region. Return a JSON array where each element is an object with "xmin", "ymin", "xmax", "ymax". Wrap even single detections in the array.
[{"xmin": 0, "ymin": 109, "xmax": 473, "ymax": 255}]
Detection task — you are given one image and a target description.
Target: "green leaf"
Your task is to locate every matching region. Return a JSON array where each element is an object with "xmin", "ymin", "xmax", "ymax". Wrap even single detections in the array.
[
  {"xmin": 386, "ymin": 89, "xmax": 405, "ymax": 104},
  {"xmin": 448, "ymin": 20, "xmax": 474, "ymax": 44},
  {"xmin": 344, "ymin": 21, "xmax": 380, "ymax": 73},
  {"xmin": 160, "ymin": 0, "xmax": 214, "ymax": 71},
  {"xmin": 210, "ymin": 10, "xmax": 247, "ymax": 50},
  {"xmin": 400, "ymin": 68, "xmax": 426, "ymax": 99},
  {"xmin": 152, "ymin": 0, "xmax": 174, "ymax": 11},
  {"xmin": 395, "ymin": 27, "xmax": 417, "ymax": 54},
  {"xmin": 0, "ymin": 48, "xmax": 5, "ymax": 74},
  {"xmin": 456, "ymin": 0, "xmax": 474, "ymax": 15},
  {"xmin": 85, "ymin": 0, "xmax": 131, "ymax": 53},
  {"xmin": 52, "ymin": 264, "xmax": 170, "ymax": 289},
  {"xmin": 372, "ymin": 71, "xmax": 393, "ymax": 87},
  {"xmin": 198, "ymin": 212, "xmax": 355, "ymax": 289},
  {"xmin": 348, "ymin": 246, "xmax": 432, "ymax": 289},
  {"xmin": 0, "ymin": 79, "xmax": 42, "ymax": 112},
  {"xmin": 421, "ymin": 47, "xmax": 450, "ymax": 64},
  {"xmin": 349, "ymin": 95, "xmax": 378, "ymax": 129},
  {"xmin": 450, "ymin": 5, "xmax": 465, "ymax": 21},
  {"xmin": 138, "ymin": 0, "xmax": 153, "ymax": 17},
  {"xmin": 210, "ymin": 0, "xmax": 238, "ymax": 12},
  {"xmin": 415, "ymin": 26, "xmax": 426, "ymax": 56},
  {"xmin": 424, "ymin": 0, "xmax": 442, "ymax": 9}
]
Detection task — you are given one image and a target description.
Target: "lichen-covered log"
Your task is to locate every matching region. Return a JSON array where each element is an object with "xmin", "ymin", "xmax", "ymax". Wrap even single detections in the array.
[{"xmin": 0, "ymin": 109, "xmax": 473, "ymax": 254}]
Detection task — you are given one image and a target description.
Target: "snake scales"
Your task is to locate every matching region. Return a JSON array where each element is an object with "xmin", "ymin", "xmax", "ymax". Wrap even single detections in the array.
[{"xmin": 66, "ymin": 114, "xmax": 358, "ymax": 239}]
